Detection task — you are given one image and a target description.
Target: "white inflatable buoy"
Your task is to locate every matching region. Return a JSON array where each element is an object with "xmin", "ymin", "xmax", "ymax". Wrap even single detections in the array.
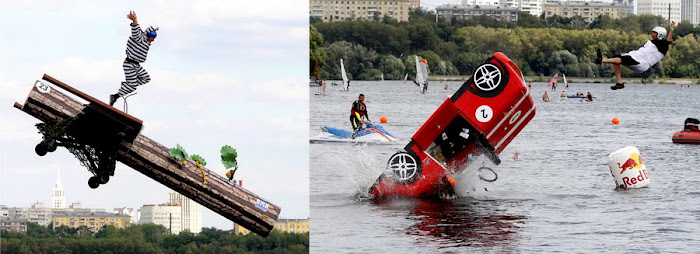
[{"xmin": 606, "ymin": 146, "xmax": 650, "ymax": 189}]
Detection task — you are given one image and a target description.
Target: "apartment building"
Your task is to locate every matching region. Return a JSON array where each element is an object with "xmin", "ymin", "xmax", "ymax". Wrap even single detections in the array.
[
  {"xmin": 310, "ymin": 0, "xmax": 411, "ymax": 22},
  {"xmin": 437, "ymin": 4, "xmax": 520, "ymax": 22},
  {"xmin": 52, "ymin": 212, "xmax": 130, "ymax": 232},
  {"xmin": 545, "ymin": 2, "xmax": 628, "ymax": 22}
]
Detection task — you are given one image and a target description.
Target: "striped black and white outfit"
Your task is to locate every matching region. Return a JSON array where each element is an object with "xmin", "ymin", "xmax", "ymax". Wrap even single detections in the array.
[{"xmin": 118, "ymin": 24, "xmax": 157, "ymax": 97}]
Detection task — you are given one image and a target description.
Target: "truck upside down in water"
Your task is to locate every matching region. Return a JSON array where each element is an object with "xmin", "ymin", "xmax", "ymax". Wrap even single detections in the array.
[{"xmin": 369, "ymin": 53, "xmax": 536, "ymax": 198}]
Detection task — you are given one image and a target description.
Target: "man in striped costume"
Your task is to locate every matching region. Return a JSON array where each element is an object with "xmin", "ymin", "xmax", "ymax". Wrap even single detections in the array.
[{"xmin": 110, "ymin": 11, "xmax": 158, "ymax": 106}]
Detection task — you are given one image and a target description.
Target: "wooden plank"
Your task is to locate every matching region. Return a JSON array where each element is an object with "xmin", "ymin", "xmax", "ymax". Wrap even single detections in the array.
[
  {"xmin": 41, "ymin": 74, "xmax": 143, "ymax": 126},
  {"xmin": 117, "ymin": 136, "xmax": 278, "ymax": 235},
  {"xmin": 14, "ymin": 75, "xmax": 280, "ymax": 236}
]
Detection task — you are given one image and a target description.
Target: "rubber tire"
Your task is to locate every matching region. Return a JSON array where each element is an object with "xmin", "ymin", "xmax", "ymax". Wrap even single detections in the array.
[
  {"xmin": 99, "ymin": 174, "xmax": 110, "ymax": 184},
  {"xmin": 468, "ymin": 60, "xmax": 509, "ymax": 98},
  {"xmin": 386, "ymin": 151, "xmax": 422, "ymax": 185},
  {"xmin": 46, "ymin": 139, "xmax": 57, "ymax": 152},
  {"xmin": 88, "ymin": 176, "xmax": 100, "ymax": 189},
  {"xmin": 35, "ymin": 142, "xmax": 48, "ymax": 156}
]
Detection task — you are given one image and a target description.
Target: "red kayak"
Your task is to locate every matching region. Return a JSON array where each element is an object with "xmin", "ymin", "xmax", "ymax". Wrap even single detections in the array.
[
  {"xmin": 672, "ymin": 118, "xmax": 699, "ymax": 144},
  {"xmin": 369, "ymin": 52, "xmax": 536, "ymax": 198}
]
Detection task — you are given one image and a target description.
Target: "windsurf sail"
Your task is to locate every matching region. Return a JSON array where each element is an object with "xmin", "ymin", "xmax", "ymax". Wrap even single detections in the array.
[
  {"xmin": 403, "ymin": 73, "xmax": 408, "ymax": 84},
  {"xmin": 563, "ymin": 73, "xmax": 568, "ymax": 87},
  {"xmin": 340, "ymin": 59, "xmax": 349, "ymax": 90},
  {"xmin": 548, "ymin": 73, "xmax": 559, "ymax": 88},
  {"xmin": 415, "ymin": 56, "xmax": 428, "ymax": 85}
]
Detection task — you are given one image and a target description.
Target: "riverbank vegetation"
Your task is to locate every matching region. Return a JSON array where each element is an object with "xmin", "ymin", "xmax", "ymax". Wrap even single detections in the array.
[{"xmin": 310, "ymin": 9, "xmax": 700, "ymax": 81}]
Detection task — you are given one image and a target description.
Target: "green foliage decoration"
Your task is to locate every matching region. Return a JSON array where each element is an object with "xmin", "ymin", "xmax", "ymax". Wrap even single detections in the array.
[{"xmin": 220, "ymin": 145, "xmax": 238, "ymax": 169}]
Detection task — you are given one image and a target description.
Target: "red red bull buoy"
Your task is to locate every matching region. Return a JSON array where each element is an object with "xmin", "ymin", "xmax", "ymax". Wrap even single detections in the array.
[{"xmin": 606, "ymin": 146, "xmax": 650, "ymax": 189}]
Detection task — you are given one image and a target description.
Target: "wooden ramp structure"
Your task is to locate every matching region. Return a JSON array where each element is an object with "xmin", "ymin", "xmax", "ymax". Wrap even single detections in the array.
[{"xmin": 14, "ymin": 74, "xmax": 280, "ymax": 236}]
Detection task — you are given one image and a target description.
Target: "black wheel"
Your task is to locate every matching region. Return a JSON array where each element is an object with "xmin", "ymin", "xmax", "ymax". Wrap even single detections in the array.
[
  {"xmin": 88, "ymin": 176, "xmax": 100, "ymax": 189},
  {"xmin": 35, "ymin": 142, "xmax": 48, "ymax": 156},
  {"xmin": 386, "ymin": 151, "xmax": 422, "ymax": 184},
  {"xmin": 99, "ymin": 174, "xmax": 110, "ymax": 184},
  {"xmin": 46, "ymin": 139, "xmax": 57, "ymax": 152},
  {"xmin": 467, "ymin": 59, "xmax": 510, "ymax": 98}
]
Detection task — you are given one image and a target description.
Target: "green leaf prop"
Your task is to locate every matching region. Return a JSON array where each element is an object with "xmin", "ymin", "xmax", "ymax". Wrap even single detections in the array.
[
  {"xmin": 220, "ymin": 145, "xmax": 238, "ymax": 169},
  {"xmin": 191, "ymin": 154, "xmax": 207, "ymax": 166},
  {"xmin": 169, "ymin": 144, "xmax": 189, "ymax": 161}
]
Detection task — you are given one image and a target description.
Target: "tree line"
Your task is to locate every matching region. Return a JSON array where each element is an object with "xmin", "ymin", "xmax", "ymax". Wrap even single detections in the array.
[
  {"xmin": 310, "ymin": 9, "xmax": 700, "ymax": 80},
  {"xmin": 1, "ymin": 223, "xmax": 308, "ymax": 254}
]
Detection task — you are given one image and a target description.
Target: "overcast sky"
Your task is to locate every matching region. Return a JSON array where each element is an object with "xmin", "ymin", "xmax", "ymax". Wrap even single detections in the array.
[{"xmin": 0, "ymin": 0, "xmax": 308, "ymax": 230}]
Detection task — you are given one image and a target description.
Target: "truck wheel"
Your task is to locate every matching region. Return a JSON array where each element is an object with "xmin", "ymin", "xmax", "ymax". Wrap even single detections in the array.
[
  {"xmin": 88, "ymin": 176, "xmax": 100, "ymax": 189},
  {"xmin": 35, "ymin": 141, "xmax": 48, "ymax": 156},
  {"xmin": 469, "ymin": 60, "xmax": 509, "ymax": 98},
  {"xmin": 98, "ymin": 173, "xmax": 110, "ymax": 184},
  {"xmin": 46, "ymin": 139, "xmax": 57, "ymax": 152},
  {"xmin": 386, "ymin": 151, "xmax": 421, "ymax": 184}
]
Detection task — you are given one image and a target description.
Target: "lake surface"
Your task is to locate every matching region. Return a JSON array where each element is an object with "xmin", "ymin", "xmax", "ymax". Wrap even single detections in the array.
[{"xmin": 310, "ymin": 81, "xmax": 699, "ymax": 253}]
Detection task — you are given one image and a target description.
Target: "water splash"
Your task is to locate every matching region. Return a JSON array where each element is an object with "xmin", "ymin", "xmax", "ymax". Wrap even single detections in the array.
[
  {"xmin": 453, "ymin": 155, "xmax": 498, "ymax": 200},
  {"xmin": 339, "ymin": 144, "xmax": 384, "ymax": 199}
]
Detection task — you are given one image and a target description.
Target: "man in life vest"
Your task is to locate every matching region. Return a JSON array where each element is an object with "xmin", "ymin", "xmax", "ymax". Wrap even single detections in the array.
[
  {"xmin": 597, "ymin": 21, "xmax": 675, "ymax": 90},
  {"xmin": 350, "ymin": 94, "xmax": 371, "ymax": 138}
]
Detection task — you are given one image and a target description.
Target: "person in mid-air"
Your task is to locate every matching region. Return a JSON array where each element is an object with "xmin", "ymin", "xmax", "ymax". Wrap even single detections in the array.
[
  {"xmin": 597, "ymin": 21, "xmax": 675, "ymax": 90},
  {"xmin": 350, "ymin": 94, "xmax": 371, "ymax": 138},
  {"xmin": 110, "ymin": 11, "xmax": 159, "ymax": 106}
]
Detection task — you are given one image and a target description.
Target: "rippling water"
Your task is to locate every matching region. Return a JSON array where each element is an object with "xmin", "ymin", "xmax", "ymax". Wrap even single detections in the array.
[{"xmin": 310, "ymin": 81, "xmax": 699, "ymax": 253}]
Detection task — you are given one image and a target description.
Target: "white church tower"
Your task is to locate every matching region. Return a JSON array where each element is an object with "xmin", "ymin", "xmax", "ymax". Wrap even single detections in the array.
[
  {"xmin": 168, "ymin": 190, "xmax": 202, "ymax": 233},
  {"xmin": 52, "ymin": 170, "xmax": 66, "ymax": 209}
]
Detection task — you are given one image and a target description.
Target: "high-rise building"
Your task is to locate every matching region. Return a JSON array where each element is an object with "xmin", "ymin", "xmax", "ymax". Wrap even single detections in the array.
[
  {"xmin": 310, "ymin": 0, "xmax": 411, "ymax": 22},
  {"xmin": 52, "ymin": 170, "xmax": 66, "ymax": 209},
  {"xmin": 138, "ymin": 203, "xmax": 182, "ymax": 234},
  {"xmin": 682, "ymin": 0, "xmax": 699, "ymax": 24},
  {"xmin": 637, "ymin": 0, "xmax": 681, "ymax": 22},
  {"xmin": 168, "ymin": 191, "xmax": 202, "ymax": 234},
  {"xmin": 410, "ymin": 0, "xmax": 421, "ymax": 9},
  {"xmin": 500, "ymin": 0, "xmax": 547, "ymax": 15}
]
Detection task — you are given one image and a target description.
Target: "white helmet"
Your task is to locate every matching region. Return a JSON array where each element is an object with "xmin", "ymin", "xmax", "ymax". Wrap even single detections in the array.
[{"xmin": 652, "ymin": 26, "xmax": 667, "ymax": 40}]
